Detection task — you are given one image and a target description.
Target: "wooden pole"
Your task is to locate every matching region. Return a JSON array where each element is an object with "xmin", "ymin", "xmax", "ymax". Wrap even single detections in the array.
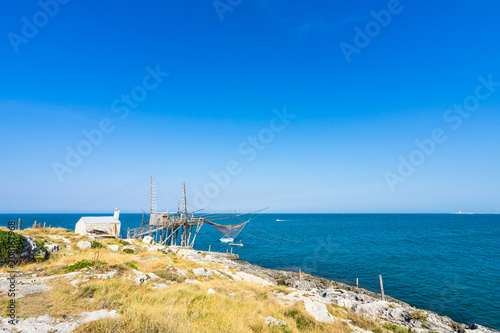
[
  {"xmin": 356, "ymin": 278, "xmax": 358, "ymax": 288},
  {"xmin": 299, "ymin": 269, "xmax": 302, "ymax": 282},
  {"xmin": 209, "ymin": 245, "xmax": 211, "ymax": 252},
  {"xmin": 379, "ymin": 275, "xmax": 385, "ymax": 301},
  {"xmin": 18, "ymin": 218, "xmax": 22, "ymax": 230},
  {"xmin": 230, "ymin": 247, "xmax": 233, "ymax": 254}
]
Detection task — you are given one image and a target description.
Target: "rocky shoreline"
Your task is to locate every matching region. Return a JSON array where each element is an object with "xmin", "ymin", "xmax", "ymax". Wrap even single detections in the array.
[{"xmin": 169, "ymin": 246, "xmax": 498, "ymax": 333}]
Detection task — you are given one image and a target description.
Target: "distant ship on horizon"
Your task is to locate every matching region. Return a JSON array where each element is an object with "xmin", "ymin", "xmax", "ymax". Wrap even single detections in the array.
[{"xmin": 452, "ymin": 210, "xmax": 500, "ymax": 215}]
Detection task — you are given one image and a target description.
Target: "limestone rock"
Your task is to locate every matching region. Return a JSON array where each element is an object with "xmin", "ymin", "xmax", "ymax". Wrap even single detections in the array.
[
  {"xmin": 147, "ymin": 272, "xmax": 161, "ymax": 281},
  {"xmin": 132, "ymin": 269, "xmax": 148, "ymax": 285},
  {"xmin": 123, "ymin": 245, "xmax": 136, "ymax": 252},
  {"xmin": 207, "ymin": 288, "xmax": 215, "ymax": 294},
  {"xmin": 143, "ymin": 236, "xmax": 154, "ymax": 244},
  {"xmin": 153, "ymin": 283, "xmax": 169, "ymax": 290},
  {"xmin": 46, "ymin": 243, "xmax": 61, "ymax": 253},
  {"xmin": 107, "ymin": 244, "xmax": 119, "ymax": 252},
  {"xmin": 265, "ymin": 316, "xmax": 286, "ymax": 326},
  {"xmin": 184, "ymin": 279, "xmax": 200, "ymax": 284},
  {"xmin": 192, "ymin": 267, "xmax": 213, "ymax": 278},
  {"xmin": 286, "ymin": 278, "xmax": 316, "ymax": 290},
  {"xmin": 77, "ymin": 241, "xmax": 91, "ymax": 249},
  {"xmin": 77, "ymin": 309, "xmax": 119, "ymax": 324},
  {"xmin": 303, "ymin": 298, "xmax": 334, "ymax": 323}
]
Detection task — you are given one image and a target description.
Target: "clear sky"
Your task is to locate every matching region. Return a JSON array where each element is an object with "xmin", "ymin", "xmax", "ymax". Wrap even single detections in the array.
[{"xmin": 1, "ymin": 0, "xmax": 500, "ymax": 213}]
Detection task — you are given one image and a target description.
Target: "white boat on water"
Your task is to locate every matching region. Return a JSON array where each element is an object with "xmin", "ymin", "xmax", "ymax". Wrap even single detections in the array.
[
  {"xmin": 220, "ymin": 236, "xmax": 234, "ymax": 243},
  {"xmin": 229, "ymin": 241, "xmax": 243, "ymax": 247}
]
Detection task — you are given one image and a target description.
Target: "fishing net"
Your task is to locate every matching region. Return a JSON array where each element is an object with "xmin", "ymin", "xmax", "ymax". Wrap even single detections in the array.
[{"xmin": 203, "ymin": 220, "xmax": 247, "ymax": 238}]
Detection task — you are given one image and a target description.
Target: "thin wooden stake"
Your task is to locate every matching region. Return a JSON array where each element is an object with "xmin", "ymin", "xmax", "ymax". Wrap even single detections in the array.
[
  {"xmin": 18, "ymin": 218, "xmax": 22, "ymax": 230},
  {"xmin": 209, "ymin": 245, "xmax": 211, "ymax": 252},
  {"xmin": 230, "ymin": 247, "xmax": 233, "ymax": 254},
  {"xmin": 379, "ymin": 275, "xmax": 385, "ymax": 301},
  {"xmin": 299, "ymin": 269, "xmax": 302, "ymax": 282}
]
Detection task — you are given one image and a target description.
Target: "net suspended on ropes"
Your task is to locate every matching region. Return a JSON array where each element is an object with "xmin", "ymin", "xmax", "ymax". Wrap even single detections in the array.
[{"xmin": 203, "ymin": 220, "xmax": 248, "ymax": 239}]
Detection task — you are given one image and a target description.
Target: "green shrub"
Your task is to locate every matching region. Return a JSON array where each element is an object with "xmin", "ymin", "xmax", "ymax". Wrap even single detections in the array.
[
  {"xmin": 118, "ymin": 239, "xmax": 130, "ymax": 246},
  {"xmin": 411, "ymin": 310, "xmax": 428, "ymax": 323},
  {"xmin": 35, "ymin": 238, "xmax": 48, "ymax": 252},
  {"xmin": 126, "ymin": 261, "xmax": 138, "ymax": 270},
  {"xmin": 123, "ymin": 248, "xmax": 134, "ymax": 254},
  {"xmin": 154, "ymin": 269, "xmax": 185, "ymax": 283},
  {"xmin": 276, "ymin": 278, "xmax": 286, "ymax": 286},
  {"xmin": 285, "ymin": 309, "xmax": 315, "ymax": 330},
  {"xmin": 91, "ymin": 241, "xmax": 104, "ymax": 249},
  {"xmin": 0, "ymin": 229, "xmax": 27, "ymax": 264},
  {"xmin": 64, "ymin": 259, "xmax": 106, "ymax": 272},
  {"xmin": 383, "ymin": 323, "xmax": 409, "ymax": 333},
  {"xmin": 388, "ymin": 304, "xmax": 396, "ymax": 309}
]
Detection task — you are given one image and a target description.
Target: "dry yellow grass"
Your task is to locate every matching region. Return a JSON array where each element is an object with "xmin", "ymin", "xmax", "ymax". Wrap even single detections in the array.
[{"xmin": 0, "ymin": 228, "xmax": 391, "ymax": 333}]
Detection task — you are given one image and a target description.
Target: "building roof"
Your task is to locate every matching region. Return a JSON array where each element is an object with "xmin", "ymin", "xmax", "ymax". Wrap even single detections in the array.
[{"xmin": 79, "ymin": 217, "xmax": 121, "ymax": 225}]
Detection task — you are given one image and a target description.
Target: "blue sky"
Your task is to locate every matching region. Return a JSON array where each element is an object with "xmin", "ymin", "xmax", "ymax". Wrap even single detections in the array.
[{"xmin": 1, "ymin": 0, "xmax": 500, "ymax": 213}]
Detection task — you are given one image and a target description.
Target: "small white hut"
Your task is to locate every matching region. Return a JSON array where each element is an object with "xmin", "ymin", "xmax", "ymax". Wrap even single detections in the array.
[{"xmin": 75, "ymin": 209, "xmax": 121, "ymax": 238}]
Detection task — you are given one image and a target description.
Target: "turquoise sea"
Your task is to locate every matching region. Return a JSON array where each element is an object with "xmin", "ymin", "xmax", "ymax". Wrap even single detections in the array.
[{"xmin": 1, "ymin": 213, "xmax": 499, "ymax": 330}]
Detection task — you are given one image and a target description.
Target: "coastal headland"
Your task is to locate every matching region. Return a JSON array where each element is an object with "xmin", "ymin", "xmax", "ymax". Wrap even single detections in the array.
[{"xmin": 0, "ymin": 227, "xmax": 498, "ymax": 333}]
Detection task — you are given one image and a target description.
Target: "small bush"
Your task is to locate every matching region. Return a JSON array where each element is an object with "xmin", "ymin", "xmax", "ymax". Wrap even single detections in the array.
[
  {"xmin": 64, "ymin": 259, "xmax": 106, "ymax": 272},
  {"xmin": 285, "ymin": 309, "xmax": 315, "ymax": 330},
  {"xmin": 276, "ymin": 278, "xmax": 286, "ymax": 286},
  {"xmin": 154, "ymin": 269, "xmax": 185, "ymax": 283},
  {"xmin": 0, "ymin": 229, "xmax": 26, "ymax": 263},
  {"xmin": 383, "ymin": 323, "xmax": 409, "ymax": 333},
  {"xmin": 123, "ymin": 248, "xmax": 134, "ymax": 254},
  {"xmin": 35, "ymin": 238, "xmax": 48, "ymax": 252},
  {"xmin": 91, "ymin": 241, "xmax": 104, "ymax": 249},
  {"xmin": 126, "ymin": 261, "xmax": 138, "ymax": 270},
  {"xmin": 411, "ymin": 310, "xmax": 428, "ymax": 323},
  {"xmin": 388, "ymin": 304, "xmax": 396, "ymax": 309},
  {"xmin": 118, "ymin": 239, "xmax": 130, "ymax": 246}
]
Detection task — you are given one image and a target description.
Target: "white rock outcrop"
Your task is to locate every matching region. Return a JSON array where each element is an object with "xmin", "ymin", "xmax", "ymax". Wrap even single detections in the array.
[
  {"xmin": 303, "ymin": 298, "xmax": 334, "ymax": 323},
  {"xmin": 143, "ymin": 236, "xmax": 154, "ymax": 244},
  {"xmin": 46, "ymin": 243, "xmax": 61, "ymax": 253},
  {"xmin": 77, "ymin": 241, "xmax": 91, "ymax": 249},
  {"xmin": 192, "ymin": 267, "xmax": 213, "ymax": 278},
  {"xmin": 265, "ymin": 316, "xmax": 286, "ymax": 326},
  {"xmin": 0, "ymin": 310, "xmax": 118, "ymax": 333}
]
